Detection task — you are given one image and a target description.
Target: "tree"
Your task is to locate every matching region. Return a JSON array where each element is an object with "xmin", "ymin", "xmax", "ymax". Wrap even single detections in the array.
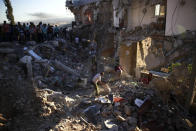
[{"xmin": 3, "ymin": 0, "xmax": 15, "ymax": 25}]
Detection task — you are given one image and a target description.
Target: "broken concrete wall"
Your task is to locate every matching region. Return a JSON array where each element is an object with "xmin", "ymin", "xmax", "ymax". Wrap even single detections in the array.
[
  {"xmin": 136, "ymin": 37, "xmax": 165, "ymax": 71},
  {"xmin": 99, "ymin": 32, "xmax": 115, "ymax": 58},
  {"xmin": 134, "ymin": 34, "xmax": 195, "ymax": 78},
  {"xmin": 95, "ymin": 30, "xmax": 115, "ymax": 58},
  {"xmin": 71, "ymin": 4, "xmax": 93, "ymax": 25},
  {"xmin": 101, "ymin": 48, "xmax": 115, "ymax": 58},
  {"xmin": 81, "ymin": 5, "xmax": 91, "ymax": 24},
  {"xmin": 133, "ymin": 37, "xmax": 169, "ymax": 78},
  {"xmin": 76, "ymin": 1, "xmax": 113, "ymax": 25},
  {"xmin": 75, "ymin": 9, "xmax": 82, "ymax": 24},
  {"xmin": 112, "ymin": 0, "xmax": 126, "ymax": 28},
  {"xmin": 93, "ymin": 1, "xmax": 114, "ymax": 58},
  {"xmin": 67, "ymin": 7, "xmax": 82, "ymax": 24},
  {"xmin": 112, "ymin": 0, "xmax": 120, "ymax": 27},
  {"xmin": 119, "ymin": 43, "xmax": 137, "ymax": 75},
  {"xmin": 165, "ymin": 0, "xmax": 196, "ymax": 36},
  {"xmin": 67, "ymin": 1, "xmax": 98, "ymax": 25},
  {"xmin": 127, "ymin": 0, "xmax": 157, "ymax": 30},
  {"xmin": 97, "ymin": 1, "xmax": 113, "ymax": 25}
]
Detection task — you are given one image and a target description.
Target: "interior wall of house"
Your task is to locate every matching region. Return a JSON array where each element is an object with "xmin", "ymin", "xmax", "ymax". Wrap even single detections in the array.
[
  {"xmin": 136, "ymin": 37, "xmax": 166, "ymax": 71},
  {"xmin": 119, "ymin": 43, "xmax": 137, "ymax": 75},
  {"xmin": 165, "ymin": 0, "xmax": 196, "ymax": 36},
  {"xmin": 127, "ymin": 0, "xmax": 156, "ymax": 30}
]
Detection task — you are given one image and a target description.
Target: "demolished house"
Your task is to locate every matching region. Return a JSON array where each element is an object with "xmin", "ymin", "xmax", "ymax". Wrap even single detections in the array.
[
  {"xmin": 65, "ymin": 0, "xmax": 196, "ymax": 129},
  {"xmin": 67, "ymin": 0, "xmax": 196, "ymax": 77},
  {"xmin": 114, "ymin": 0, "xmax": 196, "ymax": 78},
  {"xmin": 0, "ymin": 0, "xmax": 196, "ymax": 131}
]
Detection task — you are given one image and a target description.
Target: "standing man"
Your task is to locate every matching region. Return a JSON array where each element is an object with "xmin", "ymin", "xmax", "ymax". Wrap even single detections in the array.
[
  {"xmin": 92, "ymin": 72, "xmax": 104, "ymax": 95},
  {"xmin": 18, "ymin": 22, "xmax": 25, "ymax": 42},
  {"xmin": 53, "ymin": 25, "xmax": 59, "ymax": 38},
  {"xmin": 63, "ymin": 27, "xmax": 67, "ymax": 39},
  {"xmin": 42, "ymin": 24, "xmax": 48, "ymax": 41},
  {"xmin": 25, "ymin": 23, "xmax": 30, "ymax": 41},
  {"xmin": 2, "ymin": 21, "xmax": 10, "ymax": 41},
  {"xmin": 37, "ymin": 24, "xmax": 43, "ymax": 42},
  {"xmin": 47, "ymin": 25, "xmax": 53, "ymax": 40}
]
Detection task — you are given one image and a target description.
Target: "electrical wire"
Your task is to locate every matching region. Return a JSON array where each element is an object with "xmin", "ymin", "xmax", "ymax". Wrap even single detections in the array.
[
  {"xmin": 173, "ymin": 2, "xmax": 181, "ymax": 33},
  {"xmin": 139, "ymin": 12, "xmax": 146, "ymax": 26},
  {"xmin": 171, "ymin": 0, "xmax": 180, "ymax": 36}
]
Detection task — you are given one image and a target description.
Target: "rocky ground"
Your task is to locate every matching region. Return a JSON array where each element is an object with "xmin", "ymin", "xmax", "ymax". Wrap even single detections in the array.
[{"xmin": 0, "ymin": 39, "xmax": 195, "ymax": 131}]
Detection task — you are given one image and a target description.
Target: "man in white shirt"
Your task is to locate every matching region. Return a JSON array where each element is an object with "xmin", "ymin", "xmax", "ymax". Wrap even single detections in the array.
[{"xmin": 92, "ymin": 72, "xmax": 104, "ymax": 95}]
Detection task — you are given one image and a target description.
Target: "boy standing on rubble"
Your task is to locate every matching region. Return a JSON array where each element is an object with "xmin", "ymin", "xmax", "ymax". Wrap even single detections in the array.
[
  {"xmin": 89, "ymin": 40, "xmax": 97, "ymax": 64},
  {"xmin": 115, "ymin": 64, "xmax": 124, "ymax": 78},
  {"xmin": 92, "ymin": 72, "xmax": 104, "ymax": 95}
]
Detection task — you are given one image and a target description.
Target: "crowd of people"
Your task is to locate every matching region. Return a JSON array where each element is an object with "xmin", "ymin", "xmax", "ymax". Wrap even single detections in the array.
[{"xmin": 0, "ymin": 21, "xmax": 68, "ymax": 42}]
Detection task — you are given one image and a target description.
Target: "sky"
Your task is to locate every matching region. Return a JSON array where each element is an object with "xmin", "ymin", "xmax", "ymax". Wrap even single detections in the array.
[{"xmin": 0, "ymin": 0, "xmax": 74, "ymax": 25}]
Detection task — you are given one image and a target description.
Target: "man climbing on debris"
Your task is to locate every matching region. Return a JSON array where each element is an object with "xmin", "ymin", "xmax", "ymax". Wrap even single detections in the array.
[{"xmin": 92, "ymin": 72, "xmax": 104, "ymax": 95}]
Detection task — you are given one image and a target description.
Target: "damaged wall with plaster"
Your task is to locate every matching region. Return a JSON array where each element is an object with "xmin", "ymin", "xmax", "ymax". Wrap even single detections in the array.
[
  {"xmin": 136, "ymin": 37, "xmax": 166, "ymax": 71},
  {"xmin": 100, "ymin": 32, "xmax": 115, "ymax": 58},
  {"xmin": 165, "ymin": 0, "xmax": 196, "ymax": 36},
  {"xmin": 97, "ymin": 1, "xmax": 113, "ymax": 24},
  {"xmin": 112, "ymin": 0, "xmax": 125, "ymax": 27},
  {"xmin": 96, "ymin": 1, "xmax": 114, "ymax": 57},
  {"xmin": 127, "ymin": 0, "xmax": 157, "ymax": 30},
  {"xmin": 81, "ymin": 5, "xmax": 91, "ymax": 24},
  {"xmin": 119, "ymin": 43, "xmax": 137, "ymax": 75},
  {"xmin": 100, "ymin": 33, "xmax": 115, "ymax": 58}
]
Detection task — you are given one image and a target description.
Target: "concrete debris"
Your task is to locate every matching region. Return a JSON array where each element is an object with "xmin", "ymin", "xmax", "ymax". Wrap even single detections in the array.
[
  {"xmin": 50, "ymin": 41, "xmax": 59, "ymax": 47},
  {"xmin": 135, "ymin": 98, "xmax": 144, "ymax": 107},
  {"xmin": 127, "ymin": 117, "xmax": 137, "ymax": 126},
  {"xmin": 104, "ymin": 119, "xmax": 118, "ymax": 131},
  {"xmin": 28, "ymin": 49, "xmax": 42, "ymax": 61},
  {"xmin": 0, "ymin": 39, "xmax": 195, "ymax": 131},
  {"xmin": 83, "ymin": 105, "xmax": 100, "ymax": 124},
  {"xmin": 0, "ymin": 48, "xmax": 15, "ymax": 53},
  {"xmin": 54, "ymin": 60, "xmax": 80, "ymax": 77},
  {"xmin": 116, "ymin": 115, "xmax": 126, "ymax": 122},
  {"xmin": 20, "ymin": 55, "xmax": 32, "ymax": 64},
  {"xmin": 0, "ymin": 1, "xmax": 196, "ymax": 128},
  {"xmin": 26, "ymin": 41, "xmax": 36, "ymax": 46},
  {"xmin": 96, "ymin": 96, "xmax": 111, "ymax": 104},
  {"xmin": 124, "ymin": 105, "xmax": 131, "ymax": 116}
]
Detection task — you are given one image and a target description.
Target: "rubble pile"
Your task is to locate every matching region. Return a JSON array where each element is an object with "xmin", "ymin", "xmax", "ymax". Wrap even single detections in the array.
[
  {"xmin": 0, "ymin": 39, "xmax": 195, "ymax": 131},
  {"xmin": 76, "ymin": 79, "xmax": 195, "ymax": 131},
  {"xmin": 28, "ymin": 39, "xmax": 90, "ymax": 90},
  {"xmin": 0, "ymin": 40, "xmax": 93, "ymax": 130}
]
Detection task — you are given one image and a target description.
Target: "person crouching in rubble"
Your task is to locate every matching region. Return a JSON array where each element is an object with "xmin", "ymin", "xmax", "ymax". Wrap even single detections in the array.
[{"xmin": 92, "ymin": 72, "xmax": 104, "ymax": 95}]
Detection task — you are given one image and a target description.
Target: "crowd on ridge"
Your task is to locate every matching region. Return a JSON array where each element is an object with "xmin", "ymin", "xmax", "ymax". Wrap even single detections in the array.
[{"xmin": 0, "ymin": 21, "xmax": 68, "ymax": 42}]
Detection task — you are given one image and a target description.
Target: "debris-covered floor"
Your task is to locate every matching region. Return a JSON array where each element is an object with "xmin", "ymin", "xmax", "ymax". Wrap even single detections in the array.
[{"xmin": 0, "ymin": 39, "xmax": 195, "ymax": 131}]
